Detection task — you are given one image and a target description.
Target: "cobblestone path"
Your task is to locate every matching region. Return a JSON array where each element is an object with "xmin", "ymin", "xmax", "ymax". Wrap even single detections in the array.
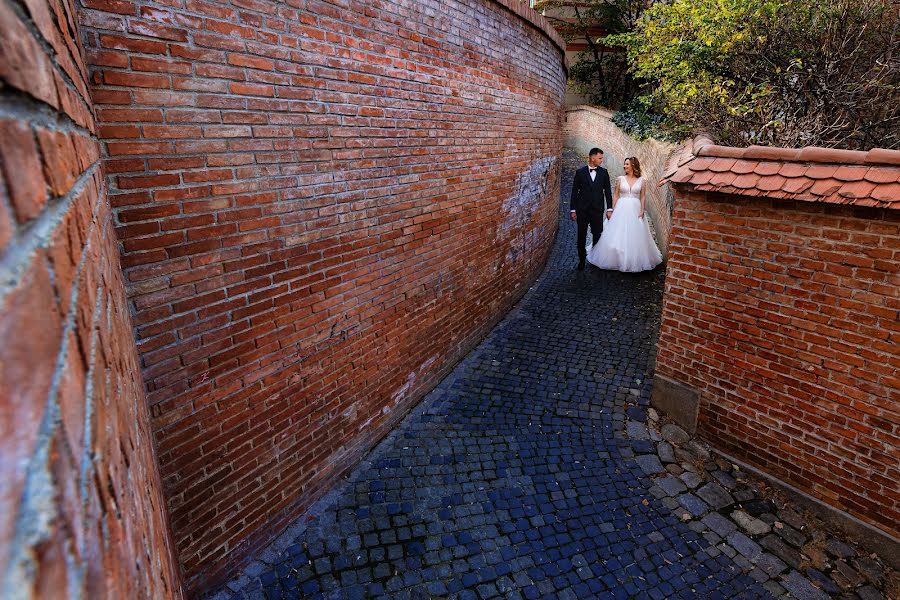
[{"xmin": 213, "ymin": 150, "xmax": 771, "ymax": 600}]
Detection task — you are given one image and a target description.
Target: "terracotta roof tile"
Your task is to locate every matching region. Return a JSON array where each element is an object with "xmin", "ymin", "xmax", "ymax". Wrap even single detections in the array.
[
  {"xmin": 667, "ymin": 164, "xmax": 694, "ymax": 184},
  {"xmin": 778, "ymin": 163, "xmax": 807, "ymax": 178},
  {"xmin": 782, "ymin": 177, "xmax": 814, "ymax": 194},
  {"xmin": 690, "ymin": 169, "xmax": 717, "ymax": 186},
  {"xmin": 757, "ymin": 174, "xmax": 787, "ymax": 191},
  {"xmin": 799, "ymin": 147, "xmax": 868, "ymax": 165},
  {"xmin": 833, "ymin": 166, "xmax": 868, "ymax": 182},
  {"xmin": 696, "ymin": 144, "xmax": 745, "ymax": 158},
  {"xmin": 753, "ymin": 162, "xmax": 781, "ymax": 176},
  {"xmin": 793, "ymin": 191, "xmax": 819, "ymax": 202},
  {"xmin": 731, "ymin": 160, "xmax": 757, "ymax": 174},
  {"xmin": 661, "ymin": 136, "xmax": 900, "ymax": 209},
  {"xmin": 709, "ymin": 158, "xmax": 737, "ymax": 172},
  {"xmin": 805, "ymin": 165, "xmax": 838, "ymax": 180},
  {"xmin": 866, "ymin": 149, "xmax": 900, "ymax": 166},
  {"xmin": 669, "ymin": 142, "xmax": 695, "ymax": 170},
  {"xmin": 809, "ymin": 179, "xmax": 843, "ymax": 196},
  {"xmin": 863, "ymin": 168, "xmax": 900, "ymax": 184},
  {"xmin": 871, "ymin": 182, "xmax": 900, "ymax": 203},
  {"xmin": 731, "ymin": 173, "xmax": 761, "ymax": 189},
  {"xmin": 708, "ymin": 171, "xmax": 738, "ymax": 187},
  {"xmin": 692, "ymin": 135, "xmax": 715, "ymax": 154},
  {"xmin": 688, "ymin": 157, "xmax": 715, "ymax": 172},
  {"xmin": 838, "ymin": 180, "xmax": 878, "ymax": 199},
  {"xmin": 744, "ymin": 146, "xmax": 800, "ymax": 161},
  {"xmin": 676, "ymin": 154, "xmax": 694, "ymax": 168},
  {"xmin": 688, "ymin": 136, "xmax": 900, "ymax": 166}
]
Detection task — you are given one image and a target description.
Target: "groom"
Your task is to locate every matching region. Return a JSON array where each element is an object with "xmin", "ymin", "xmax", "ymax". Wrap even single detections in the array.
[{"xmin": 570, "ymin": 147, "xmax": 613, "ymax": 270}]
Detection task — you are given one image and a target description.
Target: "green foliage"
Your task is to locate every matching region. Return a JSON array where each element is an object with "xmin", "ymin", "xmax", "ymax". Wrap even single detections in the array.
[
  {"xmin": 607, "ymin": 0, "xmax": 900, "ymax": 149},
  {"xmin": 537, "ymin": 0, "xmax": 651, "ymax": 109},
  {"xmin": 611, "ymin": 99, "xmax": 682, "ymax": 142},
  {"xmin": 567, "ymin": 50, "xmax": 634, "ymax": 109}
]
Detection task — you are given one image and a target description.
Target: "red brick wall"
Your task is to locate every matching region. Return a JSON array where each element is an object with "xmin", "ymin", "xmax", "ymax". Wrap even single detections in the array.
[
  {"xmin": 0, "ymin": 0, "xmax": 183, "ymax": 596},
  {"xmin": 656, "ymin": 191, "xmax": 900, "ymax": 539},
  {"xmin": 78, "ymin": 0, "xmax": 566, "ymax": 590},
  {"xmin": 564, "ymin": 106, "xmax": 676, "ymax": 257}
]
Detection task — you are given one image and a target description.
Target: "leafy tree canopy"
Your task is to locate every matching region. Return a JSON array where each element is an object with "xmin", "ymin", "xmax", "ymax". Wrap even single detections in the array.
[
  {"xmin": 607, "ymin": 0, "xmax": 900, "ymax": 149},
  {"xmin": 537, "ymin": 0, "xmax": 652, "ymax": 109}
]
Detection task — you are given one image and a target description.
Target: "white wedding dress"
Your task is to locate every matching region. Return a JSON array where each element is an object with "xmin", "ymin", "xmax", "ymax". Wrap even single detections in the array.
[{"xmin": 587, "ymin": 176, "xmax": 662, "ymax": 272}]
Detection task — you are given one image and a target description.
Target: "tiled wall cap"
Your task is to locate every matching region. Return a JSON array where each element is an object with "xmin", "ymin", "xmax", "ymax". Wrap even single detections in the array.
[
  {"xmin": 866, "ymin": 148, "xmax": 900, "ymax": 166},
  {"xmin": 742, "ymin": 146, "xmax": 801, "ymax": 161},
  {"xmin": 688, "ymin": 136, "xmax": 900, "ymax": 166},
  {"xmin": 798, "ymin": 146, "xmax": 868, "ymax": 165},
  {"xmin": 696, "ymin": 145, "xmax": 745, "ymax": 158},
  {"xmin": 692, "ymin": 135, "xmax": 715, "ymax": 155}
]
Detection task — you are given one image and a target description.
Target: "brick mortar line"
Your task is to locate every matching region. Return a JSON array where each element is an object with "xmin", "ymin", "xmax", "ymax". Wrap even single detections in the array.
[
  {"xmin": 673, "ymin": 370, "xmax": 896, "ymax": 434},
  {"xmin": 94, "ymin": 105, "xmax": 556, "ymax": 124},
  {"xmin": 108, "ymin": 184, "xmax": 539, "ymax": 243},
  {"xmin": 147, "ymin": 287, "xmax": 512, "ymax": 431},
  {"xmin": 79, "ymin": 0, "xmax": 564, "ymax": 79},
  {"xmin": 0, "ymin": 162, "xmax": 100, "ymax": 302},
  {"xmin": 79, "ymin": 15, "xmax": 562, "ymax": 94},
  {"xmin": 145, "ymin": 252, "xmax": 550, "ymax": 435},
  {"xmin": 109, "ymin": 171, "xmax": 516, "ymax": 213},
  {"xmin": 78, "ymin": 274, "xmax": 105, "ymax": 538},
  {"xmin": 84, "ymin": 49, "xmax": 558, "ymax": 95},
  {"xmin": 0, "ymin": 92, "xmax": 95, "ymax": 137},
  {"xmin": 197, "ymin": 241, "xmax": 549, "ymax": 597},
  {"xmin": 91, "ymin": 104, "xmax": 554, "ymax": 134},
  {"xmin": 128, "ymin": 240, "xmax": 525, "ymax": 318},
  {"xmin": 0, "ymin": 172, "xmax": 103, "ymax": 596},
  {"xmin": 103, "ymin": 148, "xmax": 544, "ymax": 182},
  {"xmin": 659, "ymin": 318, "xmax": 896, "ymax": 370},
  {"xmin": 5, "ymin": 0, "xmax": 95, "ymax": 119},
  {"xmin": 133, "ymin": 268, "xmax": 479, "ymax": 357},
  {"xmin": 657, "ymin": 299, "xmax": 897, "ymax": 369}
]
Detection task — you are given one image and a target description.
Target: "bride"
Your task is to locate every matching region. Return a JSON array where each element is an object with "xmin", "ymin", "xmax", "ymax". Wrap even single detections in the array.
[{"xmin": 587, "ymin": 157, "xmax": 662, "ymax": 272}]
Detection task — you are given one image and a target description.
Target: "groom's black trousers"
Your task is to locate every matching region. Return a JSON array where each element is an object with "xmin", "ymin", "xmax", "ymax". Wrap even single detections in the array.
[{"xmin": 576, "ymin": 209, "xmax": 603, "ymax": 260}]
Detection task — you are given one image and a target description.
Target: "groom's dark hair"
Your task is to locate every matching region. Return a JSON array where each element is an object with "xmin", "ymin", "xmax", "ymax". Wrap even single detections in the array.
[{"xmin": 589, "ymin": 148, "xmax": 603, "ymax": 157}]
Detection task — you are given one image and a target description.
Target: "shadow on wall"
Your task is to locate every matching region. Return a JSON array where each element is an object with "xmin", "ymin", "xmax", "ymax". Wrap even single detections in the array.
[
  {"xmin": 564, "ymin": 106, "xmax": 679, "ymax": 258},
  {"xmin": 75, "ymin": 0, "xmax": 568, "ymax": 593},
  {"xmin": 0, "ymin": 0, "xmax": 184, "ymax": 594}
]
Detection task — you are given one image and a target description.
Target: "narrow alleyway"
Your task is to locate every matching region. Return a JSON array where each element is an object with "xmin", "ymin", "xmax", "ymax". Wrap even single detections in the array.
[{"xmin": 212, "ymin": 150, "xmax": 771, "ymax": 600}]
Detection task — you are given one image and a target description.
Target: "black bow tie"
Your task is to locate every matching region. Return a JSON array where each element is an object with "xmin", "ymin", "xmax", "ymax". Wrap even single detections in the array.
[{"xmin": 589, "ymin": 168, "xmax": 596, "ymax": 172}]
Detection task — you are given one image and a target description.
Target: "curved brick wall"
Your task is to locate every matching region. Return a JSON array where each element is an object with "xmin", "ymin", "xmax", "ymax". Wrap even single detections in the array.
[
  {"xmin": 0, "ymin": 0, "xmax": 182, "ymax": 595},
  {"xmin": 78, "ymin": 0, "xmax": 566, "ymax": 590}
]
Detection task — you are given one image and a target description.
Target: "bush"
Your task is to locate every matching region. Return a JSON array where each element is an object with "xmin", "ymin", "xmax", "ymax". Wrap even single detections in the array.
[
  {"xmin": 607, "ymin": 0, "xmax": 900, "ymax": 149},
  {"xmin": 567, "ymin": 49, "xmax": 635, "ymax": 110},
  {"xmin": 611, "ymin": 100, "xmax": 682, "ymax": 142}
]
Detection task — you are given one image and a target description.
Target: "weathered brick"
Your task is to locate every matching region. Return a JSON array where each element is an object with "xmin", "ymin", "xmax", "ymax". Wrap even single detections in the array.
[
  {"xmin": 78, "ymin": 0, "xmax": 567, "ymax": 594},
  {"xmin": 0, "ymin": 120, "xmax": 49, "ymax": 222},
  {"xmin": 1, "ymin": 0, "xmax": 184, "ymax": 595},
  {"xmin": 0, "ymin": 0, "xmax": 59, "ymax": 105},
  {"xmin": 656, "ymin": 186, "xmax": 900, "ymax": 540}
]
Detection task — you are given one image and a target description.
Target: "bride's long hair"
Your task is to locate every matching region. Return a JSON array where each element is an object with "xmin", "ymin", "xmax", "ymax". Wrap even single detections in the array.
[{"xmin": 625, "ymin": 157, "xmax": 642, "ymax": 177}]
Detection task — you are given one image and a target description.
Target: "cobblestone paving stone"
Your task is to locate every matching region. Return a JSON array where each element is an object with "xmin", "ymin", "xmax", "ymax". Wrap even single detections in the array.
[{"xmin": 210, "ymin": 149, "xmax": 775, "ymax": 599}]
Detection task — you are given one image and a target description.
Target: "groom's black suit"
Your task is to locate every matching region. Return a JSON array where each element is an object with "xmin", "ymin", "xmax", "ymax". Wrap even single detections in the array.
[{"xmin": 570, "ymin": 165, "xmax": 613, "ymax": 262}]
